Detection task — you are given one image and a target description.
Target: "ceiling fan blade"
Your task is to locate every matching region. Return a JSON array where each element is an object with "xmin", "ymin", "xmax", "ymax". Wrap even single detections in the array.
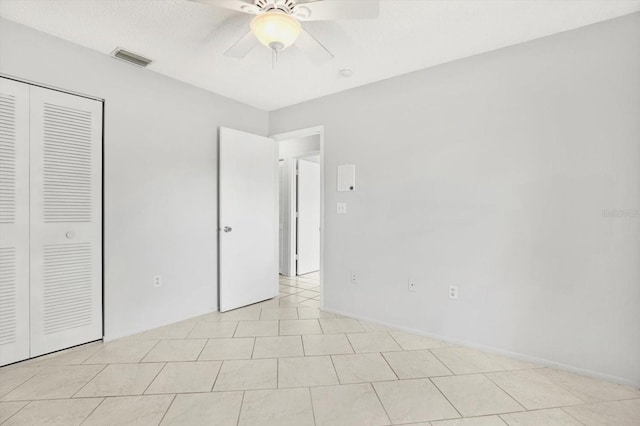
[
  {"xmin": 293, "ymin": 0, "xmax": 379, "ymax": 21},
  {"xmin": 224, "ymin": 31, "xmax": 259, "ymax": 58},
  {"xmin": 295, "ymin": 29, "xmax": 334, "ymax": 64},
  {"xmin": 189, "ymin": 0, "xmax": 261, "ymax": 14}
]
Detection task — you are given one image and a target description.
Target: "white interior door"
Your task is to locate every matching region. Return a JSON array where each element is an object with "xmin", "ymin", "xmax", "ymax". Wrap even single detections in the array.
[
  {"xmin": 219, "ymin": 127, "xmax": 278, "ymax": 312},
  {"xmin": 0, "ymin": 78, "xmax": 30, "ymax": 366},
  {"xmin": 297, "ymin": 157, "xmax": 320, "ymax": 275},
  {"xmin": 29, "ymin": 86, "xmax": 102, "ymax": 357}
]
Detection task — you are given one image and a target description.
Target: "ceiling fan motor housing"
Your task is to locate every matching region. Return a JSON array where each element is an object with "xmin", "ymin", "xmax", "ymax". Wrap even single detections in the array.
[{"xmin": 256, "ymin": 0, "xmax": 298, "ymax": 14}]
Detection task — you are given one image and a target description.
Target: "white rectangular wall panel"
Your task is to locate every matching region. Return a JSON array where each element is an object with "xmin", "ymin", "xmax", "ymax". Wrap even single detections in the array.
[
  {"xmin": 28, "ymin": 86, "xmax": 102, "ymax": 357},
  {"xmin": 337, "ymin": 164, "xmax": 355, "ymax": 192},
  {"xmin": 0, "ymin": 78, "xmax": 30, "ymax": 366}
]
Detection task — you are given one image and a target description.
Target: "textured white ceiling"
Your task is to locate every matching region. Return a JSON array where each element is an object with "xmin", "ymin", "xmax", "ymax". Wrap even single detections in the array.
[{"xmin": 1, "ymin": 0, "xmax": 639, "ymax": 111}]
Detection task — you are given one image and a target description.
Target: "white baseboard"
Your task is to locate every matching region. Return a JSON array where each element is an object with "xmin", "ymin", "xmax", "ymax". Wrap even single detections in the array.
[
  {"xmin": 322, "ymin": 306, "xmax": 639, "ymax": 388},
  {"xmin": 103, "ymin": 308, "xmax": 218, "ymax": 342}
]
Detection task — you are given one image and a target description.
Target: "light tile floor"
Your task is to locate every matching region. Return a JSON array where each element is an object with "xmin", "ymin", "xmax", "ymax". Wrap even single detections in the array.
[{"xmin": 1, "ymin": 272, "xmax": 639, "ymax": 425}]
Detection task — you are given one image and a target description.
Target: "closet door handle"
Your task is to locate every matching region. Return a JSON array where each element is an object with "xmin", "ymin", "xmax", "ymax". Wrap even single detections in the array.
[{"xmin": 65, "ymin": 231, "xmax": 75, "ymax": 239}]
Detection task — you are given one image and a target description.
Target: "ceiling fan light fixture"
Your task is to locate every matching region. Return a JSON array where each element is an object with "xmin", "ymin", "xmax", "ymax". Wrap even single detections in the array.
[{"xmin": 251, "ymin": 11, "xmax": 301, "ymax": 51}]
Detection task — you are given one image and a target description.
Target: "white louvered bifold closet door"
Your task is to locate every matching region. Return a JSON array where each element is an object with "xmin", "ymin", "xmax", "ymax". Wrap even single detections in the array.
[
  {"xmin": 29, "ymin": 86, "xmax": 102, "ymax": 357},
  {"xmin": 0, "ymin": 78, "xmax": 30, "ymax": 366}
]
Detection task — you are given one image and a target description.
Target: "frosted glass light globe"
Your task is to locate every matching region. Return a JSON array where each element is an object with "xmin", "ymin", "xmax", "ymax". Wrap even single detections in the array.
[{"xmin": 251, "ymin": 11, "xmax": 302, "ymax": 51}]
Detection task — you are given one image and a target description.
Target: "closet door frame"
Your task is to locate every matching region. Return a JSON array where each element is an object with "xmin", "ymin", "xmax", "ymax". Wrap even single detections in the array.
[{"xmin": 0, "ymin": 74, "xmax": 105, "ymax": 364}]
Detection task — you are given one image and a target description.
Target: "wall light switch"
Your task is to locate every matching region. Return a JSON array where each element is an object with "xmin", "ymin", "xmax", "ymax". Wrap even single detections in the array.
[
  {"xmin": 337, "ymin": 202, "xmax": 347, "ymax": 214},
  {"xmin": 449, "ymin": 285, "xmax": 458, "ymax": 299}
]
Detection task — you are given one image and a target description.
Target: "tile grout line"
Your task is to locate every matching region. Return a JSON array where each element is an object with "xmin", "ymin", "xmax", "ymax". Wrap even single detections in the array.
[
  {"xmin": 0, "ymin": 369, "xmax": 42, "ymax": 399},
  {"xmin": 193, "ymin": 339, "xmax": 209, "ymax": 362},
  {"xmin": 212, "ymin": 360, "xmax": 225, "ymax": 392},
  {"xmin": 156, "ymin": 393, "xmax": 177, "ymax": 425},
  {"xmin": 369, "ymin": 382, "xmax": 394, "ymax": 425},
  {"xmin": 345, "ymin": 333, "xmax": 355, "ymax": 353},
  {"xmin": 183, "ymin": 320, "xmax": 199, "ymax": 340},
  {"xmin": 379, "ymin": 352, "xmax": 400, "ymax": 381},
  {"xmin": 297, "ymin": 335, "xmax": 304, "ymax": 359},
  {"xmin": 0, "ymin": 400, "xmax": 32, "ymax": 425},
  {"xmin": 141, "ymin": 363, "xmax": 168, "ymax": 395},
  {"xmin": 559, "ymin": 406, "xmax": 589, "ymax": 425},
  {"xmin": 328, "ymin": 354, "xmax": 342, "ymax": 385},
  {"xmin": 306, "ymin": 386, "xmax": 318, "ymax": 426},
  {"xmin": 386, "ymin": 331, "xmax": 405, "ymax": 351},
  {"xmin": 482, "ymin": 372, "xmax": 529, "ymax": 412},
  {"xmin": 428, "ymin": 376, "xmax": 465, "ymax": 419},
  {"xmin": 2, "ymin": 388, "xmax": 308, "ymax": 404},
  {"xmin": 138, "ymin": 339, "xmax": 164, "ymax": 363},
  {"xmin": 301, "ymin": 333, "xmax": 308, "ymax": 356},
  {"xmin": 70, "ymin": 364, "xmax": 109, "ymax": 398},
  {"xmin": 344, "ymin": 333, "xmax": 357, "ymax": 354},
  {"xmin": 212, "ymin": 360, "xmax": 226, "ymax": 392},
  {"xmin": 235, "ymin": 391, "xmax": 245, "ymax": 426},
  {"xmin": 198, "ymin": 338, "xmax": 212, "ymax": 362},
  {"xmin": 78, "ymin": 397, "xmax": 107, "ymax": 425},
  {"xmin": 494, "ymin": 414, "xmax": 510, "ymax": 426},
  {"xmin": 250, "ymin": 338, "xmax": 257, "ymax": 359},
  {"xmin": 427, "ymin": 348, "xmax": 457, "ymax": 377}
]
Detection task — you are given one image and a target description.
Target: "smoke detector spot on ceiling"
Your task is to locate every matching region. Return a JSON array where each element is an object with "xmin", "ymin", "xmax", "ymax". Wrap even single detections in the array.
[
  {"xmin": 111, "ymin": 47, "xmax": 153, "ymax": 68},
  {"xmin": 339, "ymin": 68, "xmax": 354, "ymax": 78}
]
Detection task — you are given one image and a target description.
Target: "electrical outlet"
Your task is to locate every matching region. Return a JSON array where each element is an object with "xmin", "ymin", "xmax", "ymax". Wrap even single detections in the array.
[
  {"xmin": 408, "ymin": 280, "xmax": 416, "ymax": 292},
  {"xmin": 449, "ymin": 285, "xmax": 458, "ymax": 299},
  {"xmin": 337, "ymin": 202, "xmax": 347, "ymax": 214},
  {"xmin": 154, "ymin": 275, "xmax": 162, "ymax": 288},
  {"xmin": 350, "ymin": 272, "xmax": 358, "ymax": 284}
]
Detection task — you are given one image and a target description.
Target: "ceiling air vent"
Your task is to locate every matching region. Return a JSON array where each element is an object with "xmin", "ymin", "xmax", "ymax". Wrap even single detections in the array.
[{"xmin": 111, "ymin": 48, "xmax": 152, "ymax": 67}]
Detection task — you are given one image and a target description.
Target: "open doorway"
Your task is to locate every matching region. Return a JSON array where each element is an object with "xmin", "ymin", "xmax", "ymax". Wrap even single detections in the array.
[{"xmin": 273, "ymin": 127, "xmax": 324, "ymax": 309}]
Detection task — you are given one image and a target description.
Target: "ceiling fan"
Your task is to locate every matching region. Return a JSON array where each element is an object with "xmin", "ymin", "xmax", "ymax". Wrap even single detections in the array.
[{"xmin": 190, "ymin": 0, "xmax": 380, "ymax": 63}]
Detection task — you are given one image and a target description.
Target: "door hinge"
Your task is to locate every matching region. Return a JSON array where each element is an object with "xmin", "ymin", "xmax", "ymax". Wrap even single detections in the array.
[
  {"xmin": 295, "ymin": 254, "xmax": 299, "ymax": 260},
  {"xmin": 296, "ymin": 212, "xmax": 299, "ymax": 218}
]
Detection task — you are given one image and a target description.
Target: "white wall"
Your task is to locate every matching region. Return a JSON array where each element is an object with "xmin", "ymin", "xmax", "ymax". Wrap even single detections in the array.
[
  {"xmin": 270, "ymin": 13, "xmax": 640, "ymax": 385},
  {"xmin": 0, "ymin": 18, "xmax": 268, "ymax": 340},
  {"xmin": 278, "ymin": 136, "xmax": 320, "ymax": 276}
]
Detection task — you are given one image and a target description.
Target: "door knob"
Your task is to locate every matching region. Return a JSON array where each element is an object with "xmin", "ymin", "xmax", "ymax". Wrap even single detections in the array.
[
  {"xmin": 65, "ymin": 231, "xmax": 75, "ymax": 239},
  {"xmin": 223, "ymin": 226, "xmax": 232, "ymax": 233}
]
